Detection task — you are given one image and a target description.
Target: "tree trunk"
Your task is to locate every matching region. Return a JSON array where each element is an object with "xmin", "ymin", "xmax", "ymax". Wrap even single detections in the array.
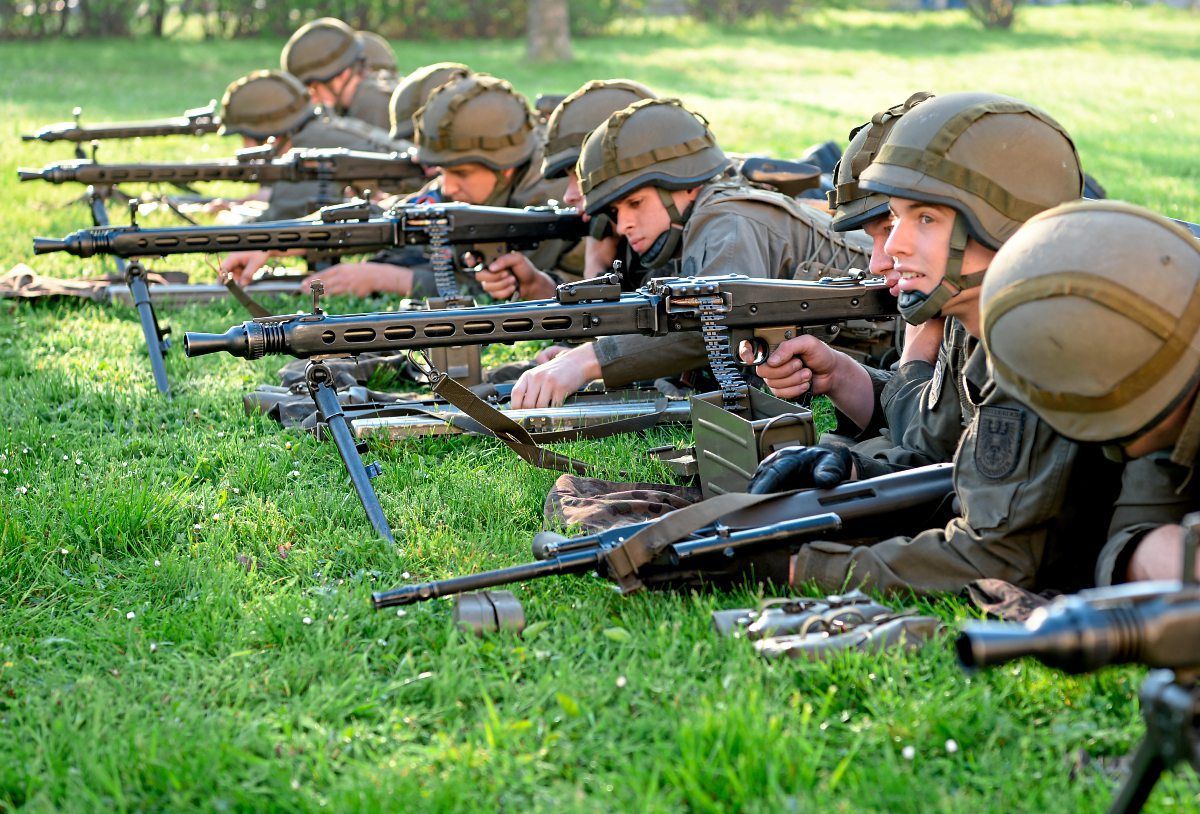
[{"xmin": 527, "ymin": 0, "xmax": 572, "ymax": 63}]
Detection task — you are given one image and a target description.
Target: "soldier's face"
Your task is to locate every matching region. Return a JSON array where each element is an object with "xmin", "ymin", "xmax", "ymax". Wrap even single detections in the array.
[
  {"xmin": 886, "ymin": 197, "xmax": 992, "ymax": 324},
  {"xmin": 611, "ymin": 187, "xmax": 673, "ymax": 256},
  {"xmin": 862, "ymin": 215, "xmax": 896, "ymax": 293},
  {"xmin": 440, "ymin": 163, "xmax": 511, "ymax": 204},
  {"xmin": 563, "ymin": 168, "xmax": 584, "ymax": 212}
]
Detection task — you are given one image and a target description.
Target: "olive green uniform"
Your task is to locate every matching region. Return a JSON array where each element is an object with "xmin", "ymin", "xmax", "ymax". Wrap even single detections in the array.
[
  {"xmin": 593, "ymin": 180, "xmax": 873, "ymax": 387},
  {"xmin": 345, "ymin": 71, "xmax": 399, "ymax": 134},
  {"xmin": 257, "ymin": 112, "xmax": 405, "ymax": 222},
  {"xmin": 790, "ymin": 340, "xmax": 1128, "ymax": 596}
]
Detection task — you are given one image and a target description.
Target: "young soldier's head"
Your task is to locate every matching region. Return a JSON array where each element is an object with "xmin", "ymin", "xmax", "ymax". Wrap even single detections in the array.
[
  {"xmin": 218, "ymin": 70, "xmax": 316, "ymax": 151},
  {"xmin": 858, "ymin": 92, "xmax": 1084, "ymax": 333},
  {"xmin": 981, "ymin": 200, "xmax": 1200, "ymax": 464},
  {"xmin": 413, "ymin": 73, "xmax": 538, "ymax": 206},
  {"xmin": 358, "ymin": 30, "xmax": 397, "ymax": 78},
  {"xmin": 541, "ymin": 80, "xmax": 656, "ymax": 212},
  {"xmin": 576, "ymin": 99, "xmax": 729, "ymax": 267},
  {"xmin": 828, "ymin": 92, "xmax": 933, "ymax": 285},
  {"xmin": 388, "ymin": 62, "xmax": 471, "ymax": 142},
  {"xmin": 281, "ymin": 17, "xmax": 366, "ymax": 114}
]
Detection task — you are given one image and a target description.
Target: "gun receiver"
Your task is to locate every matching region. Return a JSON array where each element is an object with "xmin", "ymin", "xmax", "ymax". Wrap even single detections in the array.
[
  {"xmin": 22, "ymin": 103, "xmax": 220, "ymax": 143},
  {"xmin": 18, "ymin": 147, "xmax": 421, "ymax": 187},
  {"xmin": 179, "ymin": 274, "xmax": 896, "ymax": 361},
  {"xmin": 34, "ymin": 201, "xmax": 588, "ymax": 260}
]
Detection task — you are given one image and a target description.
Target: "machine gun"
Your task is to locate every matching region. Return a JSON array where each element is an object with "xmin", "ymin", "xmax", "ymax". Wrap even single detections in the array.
[
  {"xmin": 22, "ymin": 103, "xmax": 221, "ymax": 158},
  {"xmin": 35, "ymin": 199, "xmax": 588, "ymax": 304},
  {"xmin": 18, "ymin": 145, "xmax": 422, "ymax": 193},
  {"xmin": 958, "ymin": 518, "xmax": 1200, "ymax": 814},
  {"xmin": 177, "ymin": 271, "xmax": 891, "ymax": 540},
  {"xmin": 372, "ymin": 463, "xmax": 954, "ymax": 608}
]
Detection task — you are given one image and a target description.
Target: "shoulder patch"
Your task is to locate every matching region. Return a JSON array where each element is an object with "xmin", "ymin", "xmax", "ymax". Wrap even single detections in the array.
[{"xmin": 974, "ymin": 405, "xmax": 1025, "ymax": 480}]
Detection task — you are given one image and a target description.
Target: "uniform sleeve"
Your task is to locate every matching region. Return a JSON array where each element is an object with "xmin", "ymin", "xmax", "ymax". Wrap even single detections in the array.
[
  {"xmin": 1095, "ymin": 452, "xmax": 1200, "ymax": 585},
  {"xmin": 792, "ymin": 392, "xmax": 1102, "ymax": 596},
  {"xmin": 595, "ymin": 207, "xmax": 778, "ymax": 387}
]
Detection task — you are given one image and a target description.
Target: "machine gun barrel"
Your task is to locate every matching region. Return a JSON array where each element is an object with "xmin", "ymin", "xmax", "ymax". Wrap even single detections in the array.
[
  {"xmin": 18, "ymin": 148, "xmax": 420, "ymax": 188},
  {"xmin": 956, "ymin": 581, "xmax": 1200, "ymax": 674},
  {"xmin": 22, "ymin": 104, "xmax": 220, "ymax": 143},
  {"xmin": 33, "ymin": 201, "xmax": 587, "ymax": 260},
  {"xmin": 179, "ymin": 275, "xmax": 896, "ymax": 361}
]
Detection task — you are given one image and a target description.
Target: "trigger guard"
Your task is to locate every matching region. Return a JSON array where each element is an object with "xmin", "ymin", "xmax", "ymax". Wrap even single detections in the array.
[{"xmin": 744, "ymin": 337, "xmax": 771, "ymax": 367}]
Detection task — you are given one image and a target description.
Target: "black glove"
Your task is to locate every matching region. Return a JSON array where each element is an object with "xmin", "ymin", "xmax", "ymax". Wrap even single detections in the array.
[{"xmin": 747, "ymin": 445, "xmax": 854, "ymax": 494}]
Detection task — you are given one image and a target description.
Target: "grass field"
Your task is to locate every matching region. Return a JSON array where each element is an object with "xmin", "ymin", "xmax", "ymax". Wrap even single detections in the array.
[{"xmin": 2, "ymin": 6, "xmax": 1199, "ymax": 811}]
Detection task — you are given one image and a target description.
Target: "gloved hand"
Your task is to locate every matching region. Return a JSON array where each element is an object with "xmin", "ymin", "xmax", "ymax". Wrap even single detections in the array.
[{"xmin": 747, "ymin": 445, "xmax": 854, "ymax": 494}]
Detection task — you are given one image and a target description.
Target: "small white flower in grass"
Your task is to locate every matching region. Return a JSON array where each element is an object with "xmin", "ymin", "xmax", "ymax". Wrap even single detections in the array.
[
  {"xmin": 192, "ymin": 524, "xmax": 202, "ymax": 531},
  {"xmin": 59, "ymin": 548, "xmax": 69, "ymax": 555},
  {"xmin": 901, "ymin": 745, "xmax": 915, "ymax": 761},
  {"xmin": 288, "ymin": 470, "xmax": 300, "ymax": 478},
  {"xmin": 285, "ymin": 442, "xmax": 293, "ymax": 451},
  {"xmin": 150, "ymin": 643, "xmax": 158, "ymax": 652},
  {"xmin": 395, "ymin": 609, "xmax": 406, "ymax": 617},
  {"xmin": 16, "ymin": 486, "xmax": 27, "ymax": 495},
  {"xmin": 62, "ymin": 455, "xmax": 68, "ymax": 461},
  {"xmin": 22, "ymin": 447, "xmax": 30, "ymax": 454},
  {"xmin": 126, "ymin": 611, "xmax": 135, "ymax": 620},
  {"xmin": 377, "ymin": 639, "xmax": 387, "ymax": 646},
  {"xmin": 232, "ymin": 488, "xmax": 240, "ymax": 495},
  {"xmin": 74, "ymin": 459, "xmax": 82, "ymax": 466},
  {"xmin": 2, "ymin": 469, "xmax": 8, "ymax": 475},
  {"xmin": 154, "ymin": 559, "xmax": 161, "ymax": 567},
  {"xmin": 945, "ymin": 739, "xmax": 959, "ymax": 754},
  {"xmin": 616, "ymin": 676, "xmax": 627, "ymax": 688},
  {"xmin": 212, "ymin": 514, "xmax": 221, "ymax": 521},
  {"xmin": 302, "ymin": 616, "xmax": 313, "ymax": 625},
  {"xmin": 217, "ymin": 432, "xmax": 226, "ymax": 438}
]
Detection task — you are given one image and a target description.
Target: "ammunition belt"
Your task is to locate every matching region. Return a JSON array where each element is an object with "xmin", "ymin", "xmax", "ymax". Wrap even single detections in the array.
[
  {"xmin": 697, "ymin": 292, "xmax": 748, "ymax": 410},
  {"xmin": 426, "ymin": 217, "xmax": 457, "ymax": 300}
]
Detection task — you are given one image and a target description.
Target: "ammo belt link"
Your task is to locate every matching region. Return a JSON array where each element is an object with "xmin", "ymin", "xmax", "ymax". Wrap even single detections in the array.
[
  {"xmin": 697, "ymin": 293, "xmax": 748, "ymax": 410},
  {"xmin": 426, "ymin": 217, "xmax": 458, "ymax": 300}
]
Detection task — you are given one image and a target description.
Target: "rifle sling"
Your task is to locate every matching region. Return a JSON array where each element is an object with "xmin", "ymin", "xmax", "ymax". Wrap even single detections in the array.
[
  {"xmin": 223, "ymin": 279, "xmax": 273, "ymax": 319},
  {"xmin": 429, "ymin": 373, "xmax": 680, "ymax": 473},
  {"xmin": 430, "ymin": 373, "xmax": 598, "ymax": 474},
  {"xmin": 602, "ymin": 491, "xmax": 779, "ymax": 593}
]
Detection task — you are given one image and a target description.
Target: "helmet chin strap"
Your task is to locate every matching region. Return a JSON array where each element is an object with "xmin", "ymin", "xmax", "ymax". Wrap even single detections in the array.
[
  {"xmin": 640, "ymin": 187, "xmax": 688, "ymax": 269},
  {"xmin": 482, "ymin": 166, "xmax": 518, "ymax": 207},
  {"xmin": 897, "ymin": 214, "xmax": 984, "ymax": 325}
]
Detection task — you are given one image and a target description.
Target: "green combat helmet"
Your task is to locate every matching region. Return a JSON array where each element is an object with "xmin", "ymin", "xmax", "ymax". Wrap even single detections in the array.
[
  {"xmin": 389, "ymin": 62, "xmax": 471, "ymax": 141},
  {"xmin": 414, "ymin": 73, "xmax": 537, "ymax": 204},
  {"xmin": 281, "ymin": 17, "xmax": 365, "ymax": 84},
  {"xmin": 827, "ymin": 91, "xmax": 934, "ymax": 233},
  {"xmin": 541, "ymin": 79, "xmax": 656, "ymax": 179},
  {"xmin": 218, "ymin": 70, "xmax": 316, "ymax": 141},
  {"xmin": 578, "ymin": 98, "xmax": 729, "ymax": 267},
  {"xmin": 359, "ymin": 31, "xmax": 396, "ymax": 76},
  {"xmin": 859, "ymin": 91, "xmax": 1083, "ymax": 324},
  {"xmin": 981, "ymin": 200, "xmax": 1200, "ymax": 466}
]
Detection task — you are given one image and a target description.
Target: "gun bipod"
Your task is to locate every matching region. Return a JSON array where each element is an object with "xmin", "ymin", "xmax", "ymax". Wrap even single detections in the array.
[{"xmin": 306, "ymin": 360, "xmax": 394, "ymax": 543}]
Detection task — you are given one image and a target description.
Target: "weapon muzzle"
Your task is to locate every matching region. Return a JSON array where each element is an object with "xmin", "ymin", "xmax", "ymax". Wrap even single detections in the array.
[
  {"xmin": 184, "ymin": 324, "xmax": 253, "ymax": 359},
  {"xmin": 956, "ymin": 601, "xmax": 1138, "ymax": 674},
  {"xmin": 372, "ymin": 585, "xmax": 426, "ymax": 609},
  {"xmin": 32, "ymin": 237, "xmax": 70, "ymax": 256},
  {"xmin": 17, "ymin": 168, "xmax": 46, "ymax": 182},
  {"xmin": 21, "ymin": 134, "xmax": 37, "ymax": 142}
]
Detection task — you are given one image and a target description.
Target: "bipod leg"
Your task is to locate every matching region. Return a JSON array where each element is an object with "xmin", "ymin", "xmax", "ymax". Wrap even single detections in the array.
[
  {"xmin": 307, "ymin": 361, "xmax": 395, "ymax": 543},
  {"xmin": 1108, "ymin": 669, "xmax": 1199, "ymax": 814},
  {"xmin": 125, "ymin": 259, "xmax": 171, "ymax": 395}
]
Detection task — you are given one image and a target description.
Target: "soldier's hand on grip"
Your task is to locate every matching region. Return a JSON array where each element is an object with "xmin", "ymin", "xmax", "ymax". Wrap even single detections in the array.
[
  {"xmin": 738, "ymin": 334, "xmax": 839, "ymax": 400},
  {"xmin": 748, "ymin": 445, "xmax": 854, "ymax": 494}
]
